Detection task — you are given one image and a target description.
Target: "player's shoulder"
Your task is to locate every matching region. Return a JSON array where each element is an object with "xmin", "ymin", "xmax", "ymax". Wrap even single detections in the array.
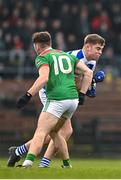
[
  {"xmin": 39, "ymin": 49, "xmax": 63, "ymax": 57},
  {"xmin": 35, "ymin": 55, "xmax": 45, "ymax": 62},
  {"xmin": 67, "ymin": 49, "xmax": 84, "ymax": 59},
  {"xmin": 67, "ymin": 54, "xmax": 78, "ymax": 61},
  {"xmin": 35, "ymin": 55, "xmax": 45, "ymax": 66},
  {"xmin": 35, "ymin": 54, "xmax": 48, "ymax": 66},
  {"xmin": 67, "ymin": 49, "xmax": 82, "ymax": 55}
]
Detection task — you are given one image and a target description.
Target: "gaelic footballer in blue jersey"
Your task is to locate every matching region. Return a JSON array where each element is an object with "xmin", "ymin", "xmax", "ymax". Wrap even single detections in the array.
[{"xmin": 68, "ymin": 34, "xmax": 105, "ymax": 98}]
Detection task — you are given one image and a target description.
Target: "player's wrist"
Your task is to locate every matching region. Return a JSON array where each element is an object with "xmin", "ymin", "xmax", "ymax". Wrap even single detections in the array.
[
  {"xmin": 79, "ymin": 92, "xmax": 85, "ymax": 96},
  {"xmin": 78, "ymin": 92, "xmax": 85, "ymax": 105},
  {"xmin": 26, "ymin": 92, "xmax": 32, "ymax": 97}
]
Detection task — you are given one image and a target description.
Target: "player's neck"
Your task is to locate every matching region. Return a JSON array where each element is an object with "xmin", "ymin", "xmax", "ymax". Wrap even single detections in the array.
[
  {"xmin": 82, "ymin": 47, "xmax": 92, "ymax": 61},
  {"xmin": 37, "ymin": 46, "xmax": 52, "ymax": 55}
]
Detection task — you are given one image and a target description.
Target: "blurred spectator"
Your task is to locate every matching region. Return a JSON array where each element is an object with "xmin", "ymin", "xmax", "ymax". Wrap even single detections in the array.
[
  {"xmin": 89, "ymin": 1, "xmax": 103, "ymax": 19},
  {"xmin": 39, "ymin": 6, "xmax": 50, "ymax": 20},
  {"xmin": 54, "ymin": 32, "xmax": 67, "ymax": 51},
  {"xmin": 50, "ymin": 19, "xmax": 62, "ymax": 35},
  {"xmin": 76, "ymin": 4, "xmax": 90, "ymax": 44},
  {"xmin": 101, "ymin": 46, "xmax": 120, "ymax": 79},
  {"xmin": 91, "ymin": 10, "xmax": 112, "ymax": 34},
  {"xmin": 110, "ymin": 3, "xmax": 121, "ymax": 33},
  {"xmin": 4, "ymin": 33, "xmax": 12, "ymax": 48},
  {"xmin": 60, "ymin": 3, "xmax": 71, "ymax": 35},
  {"xmin": 112, "ymin": 32, "xmax": 121, "ymax": 55},
  {"xmin": 66, "ymin": 34, "xmax": 78, "ymax": 50},
  {"xmin": 0, "ymin": 29, "xmax": 6, "ymax": 72},
  {"xmin": 9, "ymin": 35, "xmax": 25, "ymax": 80}
]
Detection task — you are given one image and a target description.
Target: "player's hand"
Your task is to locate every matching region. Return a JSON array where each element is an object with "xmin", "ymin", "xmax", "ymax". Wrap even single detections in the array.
[
  {"xmin": 78, "ymin": 92, "xmax": 85, "ymax": 105},
  {"xmin": 16, "ymin": 92, "xmax": 32, "ymax": 109},
  {"xmin": 86, "ymin": 81, "xmax": 96, "ymax": 98},
  {"xmin": 86, "ymin": 88, "xmax": 96, "ymax": 98},
  {"xmin": 93, "ymin": 70, "xmax": 105, "ymax": 83}
]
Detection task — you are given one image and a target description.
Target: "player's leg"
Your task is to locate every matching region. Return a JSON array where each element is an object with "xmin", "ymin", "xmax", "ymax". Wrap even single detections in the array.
[
  {"xmin": 39, "ymin": 99, "xmax": 78, "ymax": 168},
  {"xmin": 7, "ymin": 88, "xmax": 51, "ymax": 167},
  {"xmin": 42, "ymin": 116, "xmax": 71, "ymax": 168},
  {"xmin": 39, "ymin": 119, "xmax": 73, "ymax": 167},
  {"xmin": 23, "ymin": 99, "xmax": 78, "ymax": 167},
  {"xmin": 22, "ymin": 112, "xmax": 68, "ymax": 167},
  {"xmin": 7, "ymin": 140, "xmax": 31, "ymax": 167},
  {"xmin": 50, "ymin": 130, "xmax": 71, "ymax": 168},
  {"xmin": 50, "ymin": 101, "xmax": 78, "ymax": 168},
  {"xmin": 14, "ymin": 88, "xmax": 49, "ymax": 158},
  {"xmin": 59, "ymin": 119, "xmax": 73, "ymax": 140},
  {"xmin": 15, "ymin": 89, "xmax": 50, "ymax": 157},
  {"xmin": 7, "ymin": 135, "xmax": 51, "ymax": 167}
]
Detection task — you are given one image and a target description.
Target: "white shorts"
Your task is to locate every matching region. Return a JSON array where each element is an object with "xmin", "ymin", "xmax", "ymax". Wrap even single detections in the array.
[
  {"xmin": 39, "ymin": 88, "xmax": 47, "ymax": 105},
  {"xmin": 42, "ymin": 99, "xmax": 78, "ymax": 119}
]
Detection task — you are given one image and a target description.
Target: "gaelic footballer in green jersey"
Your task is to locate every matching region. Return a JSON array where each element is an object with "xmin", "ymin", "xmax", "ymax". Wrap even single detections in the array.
[
  {"xmin": 35, "ymin": 48, "xmax": 79, "ymax": 100},
  {"xmin": 8, "ymin": 31, "xmax": 93, "ymax": 168}
]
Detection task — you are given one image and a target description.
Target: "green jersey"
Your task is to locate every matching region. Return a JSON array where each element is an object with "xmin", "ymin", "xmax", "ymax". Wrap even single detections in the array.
[{"xmin": 35, "ymin": 48, "xmax": 79, "ymax": 100}]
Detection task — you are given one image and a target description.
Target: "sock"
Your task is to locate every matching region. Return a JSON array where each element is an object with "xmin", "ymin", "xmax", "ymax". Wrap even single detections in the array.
[
  {"xmin": 15, "ymin": 144, "xmax": 28, "ymax": 156},
  {"xmin": 39, "ymin": 157, "xmax": 51, "ymax": 167},
  {"xmin": 26, "ymin": 153, "xmax": 35, "ymax": 162},
  {"xmin": 22, "ymin": 154, "xmax": 35, "ymax": 167},
  {"xmin": 22, "ymin": 160, "xmax": 33, "ymax": 167},
  {"xmin": 63, "ymin": 159, "xmax": 70, "ymax": 167}
]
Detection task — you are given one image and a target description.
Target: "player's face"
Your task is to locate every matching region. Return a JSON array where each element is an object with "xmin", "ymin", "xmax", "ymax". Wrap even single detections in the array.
[{"xmin": 89, "ymin": 44, "xmax": 104, "ymax": 61}]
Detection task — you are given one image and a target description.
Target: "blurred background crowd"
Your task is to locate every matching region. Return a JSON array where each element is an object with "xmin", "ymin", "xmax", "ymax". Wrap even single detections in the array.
[
  {"xmin": 0, "ymin": 0, "xmax": 121, "ymax": 80},
  {"xmin": 0, "ymin": 0, "xmax": 121, "ymax": 157}
]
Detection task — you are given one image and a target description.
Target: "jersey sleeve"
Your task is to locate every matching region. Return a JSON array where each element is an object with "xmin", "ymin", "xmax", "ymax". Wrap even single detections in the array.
[{"xmin": 35, "ymin": 56, "xmax": 49, "ymax": 69}]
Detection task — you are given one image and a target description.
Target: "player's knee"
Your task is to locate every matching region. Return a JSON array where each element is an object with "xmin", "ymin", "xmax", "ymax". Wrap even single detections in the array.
[
  {"xmin": 66, "ymin": 126, "xmax": 73, "ymax": 140},
  {"xmin": 60, "ymin": 126, "xmax": 73, "ymax": 140}
]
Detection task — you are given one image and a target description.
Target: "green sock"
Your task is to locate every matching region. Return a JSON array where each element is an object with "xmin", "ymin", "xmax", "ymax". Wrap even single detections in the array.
[
  {"xmin": 26, "ymin": 153, "xmax": 35, "ymax": 162},
  {"xmin": 63, "ymin": 159, "xmax": 70, "ymax": 166}
]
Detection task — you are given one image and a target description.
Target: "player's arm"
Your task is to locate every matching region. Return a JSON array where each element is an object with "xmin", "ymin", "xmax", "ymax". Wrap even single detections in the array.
[
  {"xmin": 76, "ymin": 60, "xmax": 93, "ymax": 94},
  {"xmin": 27, "ymin": 65, "xmax": 49, "ymax": 96},
  {"xmin": 16, "ymin": 65, "xmax": 50, "ymax": 108},
  {"xmin": 75, "ymin": 60, "xmax": 93, "ymax": 105}
]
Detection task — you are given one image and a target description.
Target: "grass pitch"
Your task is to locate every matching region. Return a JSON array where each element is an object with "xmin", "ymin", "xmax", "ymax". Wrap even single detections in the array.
[{"xmin": 0, "ymin": 158, "xmax": 121, "ymax": 179}]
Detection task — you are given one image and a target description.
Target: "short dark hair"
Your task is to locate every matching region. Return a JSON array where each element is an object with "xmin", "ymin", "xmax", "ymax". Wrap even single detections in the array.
[
  {"xmin": 32, "ymin": 31, "xmax": 51, "ymax": 46},
  {"xmin": 84, "ymin": 34, "xmax": 105, "ymax": 46}
]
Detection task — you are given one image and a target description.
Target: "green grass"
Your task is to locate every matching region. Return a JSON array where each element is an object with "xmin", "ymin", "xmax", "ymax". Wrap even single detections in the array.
[{"xmin": 0, "ymin": 158, "xmax": 121, "ymax": 179}]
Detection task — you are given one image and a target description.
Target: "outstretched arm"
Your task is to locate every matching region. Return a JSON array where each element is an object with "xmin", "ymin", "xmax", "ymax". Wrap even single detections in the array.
[
  {"xmin": 16, "ymin": 65, "xmax": 49, "ymax": 108},
  {"xmin": 28, "ymin": 65, "xmax": 49, "ymax": 96}
]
